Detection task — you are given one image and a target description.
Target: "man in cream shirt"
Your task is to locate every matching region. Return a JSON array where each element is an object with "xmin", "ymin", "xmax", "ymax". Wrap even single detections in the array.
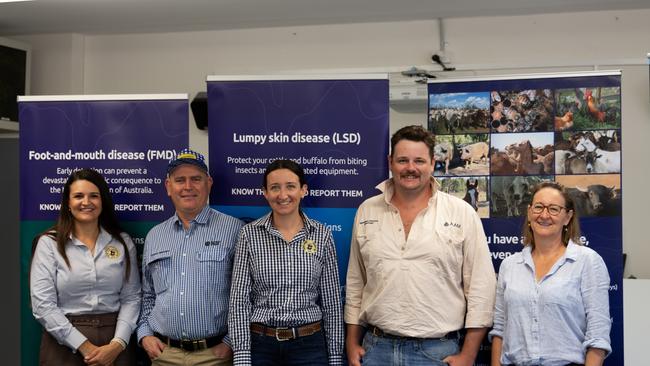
[{"xmin": 345, "ymin": 125, "xmax": 496, "ymax": 366}]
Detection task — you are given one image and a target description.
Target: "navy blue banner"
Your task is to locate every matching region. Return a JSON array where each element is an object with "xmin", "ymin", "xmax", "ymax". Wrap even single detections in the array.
[
  {"xmin": 19, "ymin": 95, "xmax": 189, "ymax": 366},
  {"xmin": 19, "ymin": 95, "xmax": 189, "ymax": 222},
  {"xmin": 207, "ymin": 75, "xmax": 390, "ymax": 281},
  {"xmin": 428, "ymin": 71, "xmax": 623, "ymax": 366}
]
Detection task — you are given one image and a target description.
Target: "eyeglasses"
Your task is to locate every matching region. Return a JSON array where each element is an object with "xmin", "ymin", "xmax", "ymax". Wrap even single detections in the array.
[{"xmin": 529, "ymin": 203, "xmax": 567, "ymax": 216}]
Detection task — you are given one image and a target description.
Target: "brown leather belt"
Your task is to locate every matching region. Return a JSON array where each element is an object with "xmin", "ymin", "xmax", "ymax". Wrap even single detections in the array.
[
  {"xmin": 368, "ymin": 325, "xmax": 458, "ymax": 340},
  {"xmin": 66, "ymin": 312, "xmax": 118, "ymax": 327},
  {"xmin": 250, "ymin": 322, "xmax": 322, "ymax": 341}
]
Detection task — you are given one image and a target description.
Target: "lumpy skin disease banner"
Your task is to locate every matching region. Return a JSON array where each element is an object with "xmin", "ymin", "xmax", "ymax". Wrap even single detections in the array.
[
  {"xmin": 207, "ymin": 74, "xmax": 390, "ymax": 283},
  {"xmin": 19, "ymin": 94, "xmax": 189, "ymax": 366},
  {"xmin": 427, "ymin": 71, "xmax": 623, "ymax": 365}
]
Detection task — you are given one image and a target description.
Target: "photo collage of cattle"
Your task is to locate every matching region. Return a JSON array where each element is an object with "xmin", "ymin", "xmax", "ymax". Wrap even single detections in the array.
[{"xmin": 428, "ymin": 87, "xmax": 621, "ymax": 219}]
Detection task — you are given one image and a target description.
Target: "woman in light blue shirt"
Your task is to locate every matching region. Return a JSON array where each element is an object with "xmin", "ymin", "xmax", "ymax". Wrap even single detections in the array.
[
  {"xmin": 30, "ymin": 168, "xmax": 141, "ymax": 366},
  {"xmin": 490, "ymin": 182, "xmax": 611, "ymax": 366}
]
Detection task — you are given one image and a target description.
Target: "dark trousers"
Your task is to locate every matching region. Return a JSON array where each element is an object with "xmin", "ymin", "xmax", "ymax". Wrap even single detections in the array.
[
  {"xmin": 251, "ymin": 329, "xmax": 328, "ymax": 366},
  {"xmin": 39, "ymin": 312, "xmax": 136, "ymax": 366}
]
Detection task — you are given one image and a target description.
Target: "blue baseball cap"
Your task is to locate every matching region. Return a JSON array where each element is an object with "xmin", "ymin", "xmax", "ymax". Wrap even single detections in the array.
[{"xmin": 167, "ymin": 148, "xmax": 208, "ymax": 175}]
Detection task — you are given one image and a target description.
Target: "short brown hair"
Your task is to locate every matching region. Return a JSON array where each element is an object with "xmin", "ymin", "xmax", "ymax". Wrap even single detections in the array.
[
  {"xmin": 522, "ymin": 181, "xmax": 582, "ymax": 248},
  {"xmin": 390, "ymin": 125, "xmax": 435, "ymax": 159}
]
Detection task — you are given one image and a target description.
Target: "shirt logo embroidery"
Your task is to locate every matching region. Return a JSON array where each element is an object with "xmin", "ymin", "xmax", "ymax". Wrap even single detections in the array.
[
  {"xmin": 302, "ymin": 239, "xmax": 317, "ymax": 254},
  {"xmin": 444, "ymin": 222, "xmax": 461, "ymax": 229},
  {"xmin": 360, "ymin": 219, "xmax": 378, "ymax": 225},
  {"xmin": 205, "ymin": 240, "xmax": 221, "ymax": 246},
  {"xmin": 104, "ymin": 245, "xmax": 120, "ymax": 259}
]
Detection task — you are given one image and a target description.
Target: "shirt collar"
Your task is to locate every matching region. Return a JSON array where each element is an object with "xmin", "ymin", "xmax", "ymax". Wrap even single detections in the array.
[
  {"xmin": 564, "ymin": 239, "xmax": 580, "ymax": 261},
  {"xmin": 520, "ymin": 245, "xmax": 532, "ymax": 265},
  {"xmin": 376, "ymin": 177, "xmax": 439, "ymax": 206},
  {"xmin": 255, "ymin": 211, "xmax": 316, "ymax": 235},
  {"xmin": 173, "ymin": 205, "xmax": 211, "ymax": 227},
  {"xmin": 69, "ymin": 227, "xmax": 111, "ymax": 247},
  {"xmin": 520, "ymin": 239, "xmax": 580, "ymax": 266}
]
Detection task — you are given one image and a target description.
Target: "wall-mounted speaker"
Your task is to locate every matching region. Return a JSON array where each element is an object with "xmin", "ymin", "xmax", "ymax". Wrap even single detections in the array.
[{"xmin": 191, "ymin": 92, "xmax": 208, "ymax": 130}]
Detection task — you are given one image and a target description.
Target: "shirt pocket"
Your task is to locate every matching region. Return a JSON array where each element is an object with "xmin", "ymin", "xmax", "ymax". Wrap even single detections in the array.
[
  {"xmin": 543, "ymin": 277, "xmax": 582, "ymax": 308},
  {"xmin": 146, "ymin": 250, "xmax": 172, "ymax": 295},
  {"xmin": 302, "ymin": 243, "xmax": 325, "ymax": 286},
  {"xmin": 429, "ymin": 229, "xmax": 464, "ymax": 280},
  {"xmin": 356, "ymin": 224, "xmax": 387, "ymax": 280},
  {"xmin": 196, "ymin": 247, "xmax": 229, "ymax": 288}
]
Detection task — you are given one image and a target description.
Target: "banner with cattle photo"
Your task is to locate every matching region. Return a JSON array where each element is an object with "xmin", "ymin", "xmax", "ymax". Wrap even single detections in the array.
[{"xmin": 428, "ymin": 71, "xmax": 623, "ymax": 366}]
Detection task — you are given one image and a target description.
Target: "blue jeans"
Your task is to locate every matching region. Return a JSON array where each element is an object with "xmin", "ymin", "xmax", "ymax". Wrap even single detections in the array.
[
  {"xmin": 361, "ymin": 332, "xmax": 460, "ymax": 366},
  {"xmin": 251, "ymin": 330, "xmax": 328, "ymax": 366}
]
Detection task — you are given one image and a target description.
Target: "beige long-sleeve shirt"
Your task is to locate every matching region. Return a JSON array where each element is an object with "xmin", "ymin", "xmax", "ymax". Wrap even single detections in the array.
[{"xmin": 344, "ymin": 179, "xmax": 496, "ymax": 338}]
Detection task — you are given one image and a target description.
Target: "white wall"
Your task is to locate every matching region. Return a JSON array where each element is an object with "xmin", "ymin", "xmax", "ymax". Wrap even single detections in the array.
[
  {"xmin": 624, "ymin": 279, "xmax": 650, "ymax": 365},
  {"xmin": 17, "ymin": 33, "xmax": 85, "ymax": 94},
  {"xmin": 13, "ymin": 9, "xmax": 650, "ymax": 278}
]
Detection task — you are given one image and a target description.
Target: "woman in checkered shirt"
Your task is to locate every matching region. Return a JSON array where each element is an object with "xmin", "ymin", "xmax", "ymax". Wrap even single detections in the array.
[{"xmin": 228, "ymin": 159, "xmax": 344, "ymax": 366}]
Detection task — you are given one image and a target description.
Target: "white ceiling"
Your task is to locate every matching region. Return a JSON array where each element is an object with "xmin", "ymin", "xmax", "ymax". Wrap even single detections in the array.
[{"xmin": 1, "ymin": 0, "xmax": 650, "ymax": 36}]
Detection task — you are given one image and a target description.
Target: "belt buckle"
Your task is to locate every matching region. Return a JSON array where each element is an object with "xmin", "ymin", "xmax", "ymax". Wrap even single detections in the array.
[
  {"xmin": 195, "ymin": 339, "xmax": 208, "ymax": 350},
  {"xmin": 275, "ymin": 327, "xmax": 293, "ymax": 342},
  {"xmin": 192, "ymin": 338, "xmax": 208, "ymax": 351},
  {"xmin": 371, "ymin": 326, "xmax": 382, "ymax": 337},
  {"xmin": 181, "ymin": 338, "xmax": 207, "ymax": 351}
]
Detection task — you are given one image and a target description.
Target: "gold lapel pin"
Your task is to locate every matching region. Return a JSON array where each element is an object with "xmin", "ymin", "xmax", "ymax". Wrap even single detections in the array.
[
  {"xmin": 104, "ymin": 245, "xmax": 120, "ymax": 259},
  {"xmin": 302, "ymin": 239, "xmax": 317, "ymax": 254}
]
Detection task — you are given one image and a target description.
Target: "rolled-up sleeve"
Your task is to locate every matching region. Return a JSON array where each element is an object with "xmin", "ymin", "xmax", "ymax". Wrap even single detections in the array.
[
  {"xmin": 580, "ymin": 251, "xmax": 612, "ymax": 356},
  {"xmin": 462, "ymin": 208, "xmax": 497, "ymax": 328},
  {"xmin": 343, "ymin": 210, "xmax": 366, "ymax": 325},
  {"xmin": 30, "ymin": 236, "xmax": 87, "ymax": 351},
  {"xmin": 488, "ymin": 262, "xmax": 508, "ymax": 341}
]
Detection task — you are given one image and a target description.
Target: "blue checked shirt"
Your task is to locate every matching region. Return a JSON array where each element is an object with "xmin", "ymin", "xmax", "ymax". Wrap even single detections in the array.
[
  {"xmin": 228, "ymin": 212, "xmax": 344, "ymax": 365},
  {"xmin": 136, "ymin": 206, "xmax": 244, "ymax": 345},
  {"xmin": 489, "ymin": 240, "xmax": 612, "ymax": 366}
]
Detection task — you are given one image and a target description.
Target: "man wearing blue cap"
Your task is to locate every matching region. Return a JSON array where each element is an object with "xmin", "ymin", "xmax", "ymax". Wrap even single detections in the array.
[{"xmin": 137, "ymin": 148, "xmax": 244, "ymax": 365}]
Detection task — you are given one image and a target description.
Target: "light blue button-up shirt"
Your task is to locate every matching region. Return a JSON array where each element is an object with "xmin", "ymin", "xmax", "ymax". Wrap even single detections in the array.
[
  {"xmin": 489, "ymin": 240, "xmax": 612, "ymax": 366},
  {"xmin": 30, "ymin": 229, "xmax": 141, "ymax": 351},
  {"xmin": 137, "ymin": 206, "xmax": 244, "ymax": 344}
]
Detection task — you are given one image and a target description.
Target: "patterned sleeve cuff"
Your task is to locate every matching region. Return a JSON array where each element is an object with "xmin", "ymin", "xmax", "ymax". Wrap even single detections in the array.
[
  {"xmin": 328, "ymin": 354, "xmax": 344, "ymax": 365},
  {"xmin": 222, "ymin": 334, "xmax": 232, "ymax": 348},
  {"xmin": 233, "ymin": 350, "xmax": 252, "ymax": 365},
  {"xmin": 136, "ymin": 325, "xmax": 153, "ymax": 344}
]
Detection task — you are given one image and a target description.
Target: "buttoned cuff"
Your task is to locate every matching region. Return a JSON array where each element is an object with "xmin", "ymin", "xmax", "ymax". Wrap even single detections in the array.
[
  {"xmin": 136, "ymin": 325, "xmax": 154, "ymax": 344},
  {"xmin": 328, "ymin": 354, "xmax": 343, "ymax": 365},
  {"xmin": 114, "ymin": 323, "xmax": 132, "ymax": 346},
  {"xmin": 233, "ymin": 350, "xmax": 251, "ymax": 365},
  {"xmin": 67, "ymin": 327, "xmax": 88, "ymax": 353},
  {"xmin": 222, "ymin": 334, "xmax": 232, "ymax": 348}
]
